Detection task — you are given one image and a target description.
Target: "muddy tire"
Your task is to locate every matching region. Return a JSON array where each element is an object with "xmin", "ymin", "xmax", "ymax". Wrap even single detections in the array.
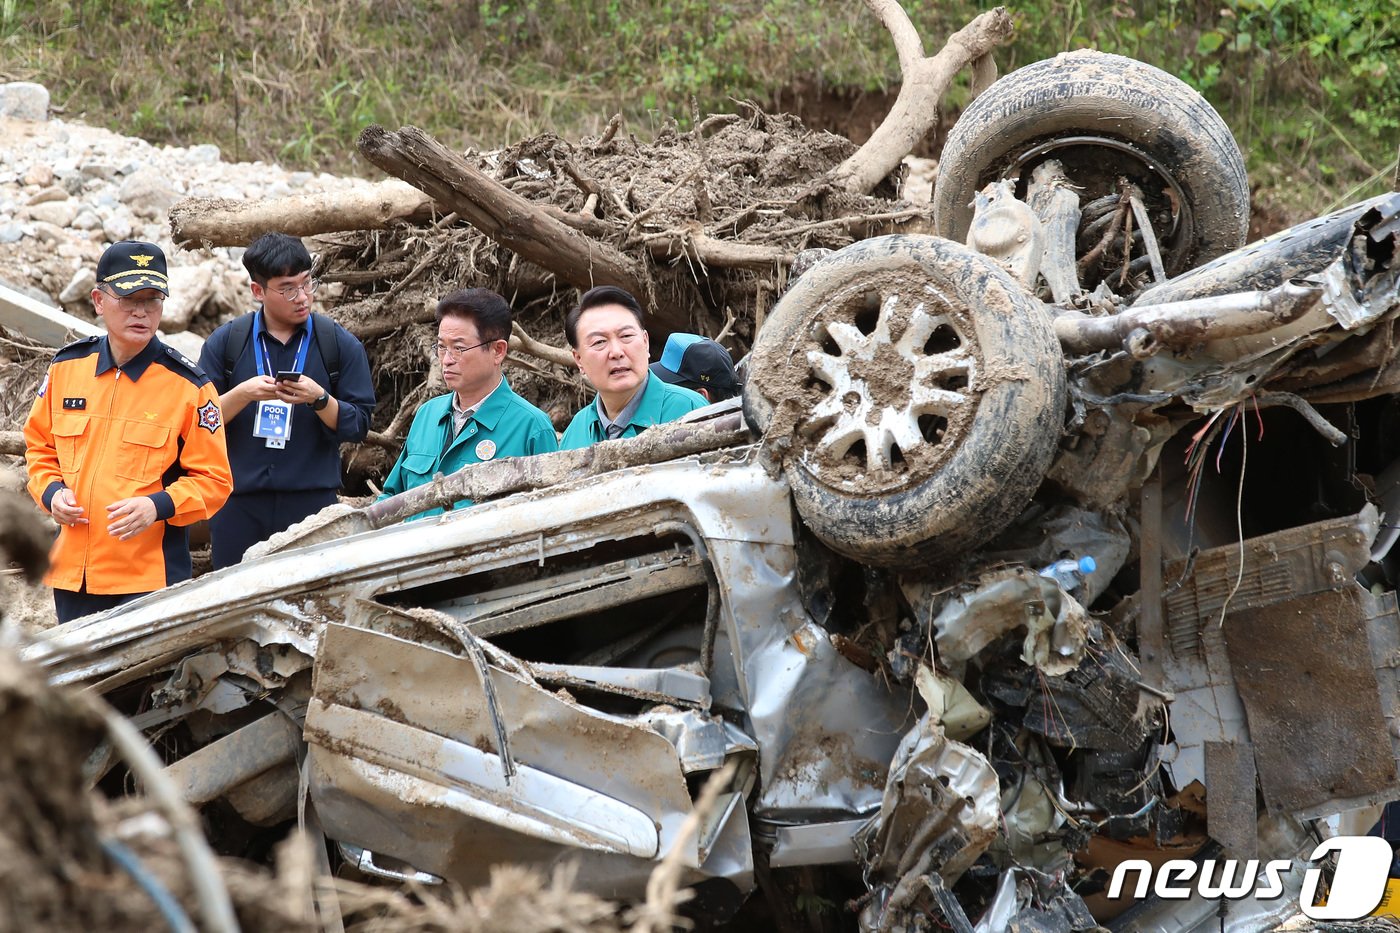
[
  {"xmin": 744, "ymin": 235, "xmax": 1066, "ymax": 567},
  {"xmin": 933, "ymin": 50, "xmax": 1249, "ymax": 288}
]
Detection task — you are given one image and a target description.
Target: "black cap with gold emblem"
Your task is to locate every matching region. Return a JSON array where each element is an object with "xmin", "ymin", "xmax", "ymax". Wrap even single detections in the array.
[{"xmin": 96, "ymin": 240, "xmax": 170, "ymax": 296}]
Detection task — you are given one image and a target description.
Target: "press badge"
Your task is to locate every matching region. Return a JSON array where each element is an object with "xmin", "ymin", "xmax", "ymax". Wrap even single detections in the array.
[{"xmin": 253, "ymin": 400, "xmax": 293, "ymax": 449}]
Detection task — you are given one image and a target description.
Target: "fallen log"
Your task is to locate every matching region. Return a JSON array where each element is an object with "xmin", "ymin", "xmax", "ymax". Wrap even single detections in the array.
[
  {"xmin": 368, "ymin": 407, "xmax": 746, "ymax": 525},
  {"xmin": 252, "ymin": 407, "xmax": 748, "ymax": 554},
  {"xmin": 169, "ymin": 180, "xmax": 437, "ymax": 248},
  {"xmin": 645, "ymin": 226, "xmax": 793, "ymax": 271},
  {"xmin": 833, "ymin": 4, "xmax": 1014, "ymax": 195},
  {"xmin": 0, "ymin": 431, "xmax": 23, "ymax": 457},
  {"xmin": 357, "ymin": 125, "xmax": 693, "ymax": 338}
]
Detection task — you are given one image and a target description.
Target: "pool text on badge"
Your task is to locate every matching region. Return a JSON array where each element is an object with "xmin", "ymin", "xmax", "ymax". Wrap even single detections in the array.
[{"xmin": 254, "ymin": 400, "xmax": 294, "ymax": 450}]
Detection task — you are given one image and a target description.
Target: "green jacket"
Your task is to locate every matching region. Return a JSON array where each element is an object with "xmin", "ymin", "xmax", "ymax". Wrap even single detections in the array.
[
  {"xmin": 559, "ymin": 373, "xmax": 708, "ymax": 450},
  {"xmin": 380, "ymin": 379, "xmax": 558, "ymax": 517}
]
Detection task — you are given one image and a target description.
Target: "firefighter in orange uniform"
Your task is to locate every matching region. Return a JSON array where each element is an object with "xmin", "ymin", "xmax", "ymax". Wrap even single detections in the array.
[{"xmin": 24, "ymin": 241, "xmax": 233, "ymax": 623}]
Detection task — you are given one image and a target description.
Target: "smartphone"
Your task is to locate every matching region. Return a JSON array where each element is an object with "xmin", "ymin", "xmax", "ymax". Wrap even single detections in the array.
[{"xmin": 275, "ymin": 371, "xmax": 302, "ymax": 382}]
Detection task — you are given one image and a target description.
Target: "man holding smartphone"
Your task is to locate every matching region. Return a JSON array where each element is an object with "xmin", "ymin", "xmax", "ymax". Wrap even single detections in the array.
[{"xmin": 197, "ymin": 232, "xmax": 376, "ymax": 568}]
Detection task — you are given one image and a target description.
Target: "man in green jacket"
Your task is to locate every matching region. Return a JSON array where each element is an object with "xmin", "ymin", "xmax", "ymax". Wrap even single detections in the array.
[
  {"xmin": 380, "ymin": 288, "xmax": 557, "ymax": 516},
  {"xmin": 559, "ymin": 286, "xmax": 707, "ymax": 450}
]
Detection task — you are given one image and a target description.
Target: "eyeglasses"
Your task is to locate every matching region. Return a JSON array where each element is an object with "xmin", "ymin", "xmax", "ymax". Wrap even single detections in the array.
[
  {"xmin": 99, "ymin": 288, "xmax": 164, "ymax": 315},
  {"xmin": 435, "ymin": 340, "xmax": 496, "ymax": 360},
  {"xmin": 268, "ymin": 278, "xmax": 319, "ymax": 300}
]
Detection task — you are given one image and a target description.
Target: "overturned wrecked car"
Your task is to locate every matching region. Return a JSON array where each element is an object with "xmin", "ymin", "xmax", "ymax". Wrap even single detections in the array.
[{"xmin": 20, "ymin": 51, "xmax": 1400, "ymax": 931}]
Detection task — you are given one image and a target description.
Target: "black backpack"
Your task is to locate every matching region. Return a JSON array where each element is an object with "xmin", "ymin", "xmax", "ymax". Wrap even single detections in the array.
[{"xmin": 221, "ymin": 311, "xmax": 340, "ymax": 392}]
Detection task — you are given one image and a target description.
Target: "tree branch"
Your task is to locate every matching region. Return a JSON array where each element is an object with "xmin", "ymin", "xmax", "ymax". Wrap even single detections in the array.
[
  {"xmin": 363, "ymin": 381, "xmax": 435, "ymax": 451},
  {"xmin": 169, "ymin": 181, "xmax": 436, "ymax": 248},
  {"xmin": 365, "ymin": 410, "xmax": 746, "ymax": 527},
  {"xmin": 833, "ymin": 7, "xmax": 1015, "ymax": 195},
  {"xmin": 509, "ymin": 321, "xmax": 575, "ymax": 369},
  {"xmin": 644, "ymin": 225, "xmax": 792, "ymax": 270},
  {"xmin": 357, "ymin": 125, "xmax": 691, "ymax": 337},
  {"xmin": 261, "ymin": 410, "xmax": 748, "ymax": 553},
  {"xmin": 753, "ymin": 207, "xmax": 928, "ymax": 241},
  {"xmin": 864, "ymin": 0, "xmax": 925, "ymax": 73}
]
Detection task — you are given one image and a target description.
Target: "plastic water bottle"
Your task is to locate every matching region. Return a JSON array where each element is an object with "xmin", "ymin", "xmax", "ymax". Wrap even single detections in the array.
[{"xmin": 1039, "ymin": 555, "xmax": 1097, "ymax": 597}]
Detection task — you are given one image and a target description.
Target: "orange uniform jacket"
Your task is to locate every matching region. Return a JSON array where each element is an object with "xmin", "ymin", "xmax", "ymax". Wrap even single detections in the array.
[{"xmin": 24, "ymin": 335, "xmax": 233, "ymax": 595}]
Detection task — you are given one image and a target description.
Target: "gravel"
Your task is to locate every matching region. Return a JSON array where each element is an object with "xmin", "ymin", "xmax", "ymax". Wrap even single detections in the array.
[{"xmin": 0, "ymin": 88, "xmax": 368, "ymax": 345}]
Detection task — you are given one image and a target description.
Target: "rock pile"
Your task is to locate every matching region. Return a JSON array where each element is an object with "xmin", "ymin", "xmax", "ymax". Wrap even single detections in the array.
[
  {"xmin": 0, "ymin": 84, "xmax": 384, "ymax": 631},
  {"xmin": 0, "ymin": 83, "xmax": 371, "ymax": 358}
]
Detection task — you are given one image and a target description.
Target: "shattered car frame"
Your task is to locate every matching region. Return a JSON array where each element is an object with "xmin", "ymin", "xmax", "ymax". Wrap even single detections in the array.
[
  {"xmin": 27, "ymin": 438, "xmax": 915, "ymax": 906},
  {"xmin": 21, "ymin": 50, "xmax": 1400, "ymax": 931}
]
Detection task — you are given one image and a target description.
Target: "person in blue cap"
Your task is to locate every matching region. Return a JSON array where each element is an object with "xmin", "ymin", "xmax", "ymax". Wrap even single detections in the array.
[
  {"xmin": 649, "ymin": 333, "xmax": 739, "ymax": 403},
  {"xmin": 559, "ymin": 286, "xmax": 708, "ymax": 450}
]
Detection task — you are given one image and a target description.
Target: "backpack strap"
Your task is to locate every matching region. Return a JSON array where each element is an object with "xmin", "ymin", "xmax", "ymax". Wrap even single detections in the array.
[
  {"xmin": 311, "ymin": 312, "xmax": 341, "ymax": 394},
  {"xmin": 222, "ymin": 314, "xmax": 256, "ymax": 389},
  {"xmin": 222, "ymin": 312, "xmax": 341, "ymax": 394}
]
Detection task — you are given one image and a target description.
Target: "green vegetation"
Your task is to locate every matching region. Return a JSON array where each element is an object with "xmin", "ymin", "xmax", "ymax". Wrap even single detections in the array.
[
  {"xmin": 1, "ymin": 0, "xmax": 1396, "ymax": 220},
  {"xmin": 1030, "ymin": 0, "xmax": 1400, "ymax": 219}
]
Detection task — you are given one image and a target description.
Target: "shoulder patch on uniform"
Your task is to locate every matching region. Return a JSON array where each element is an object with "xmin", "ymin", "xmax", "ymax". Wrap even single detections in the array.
[
  {"xmin": 52, "ymin": 335, "xmax": 101, "ymax": 363},
  {"xmin": 166, "ymin": 345, "xmax": 199, "ymax": 370},
  {"xmin": 197, "ymin": 400, "xmax": 222, "ymax": 434},
  {"xmin": 36, "ymin": 371, "xmax": 48, "ymax": 398},
  {"xmin": 154, "ymin": 344, "xmax": 212, "ymax": 387}
]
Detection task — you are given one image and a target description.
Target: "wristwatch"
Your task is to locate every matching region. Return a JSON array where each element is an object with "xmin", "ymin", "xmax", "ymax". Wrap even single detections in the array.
[{"xmin": 309, "ymin": 392, "xmax": 331, "ymax": 412}]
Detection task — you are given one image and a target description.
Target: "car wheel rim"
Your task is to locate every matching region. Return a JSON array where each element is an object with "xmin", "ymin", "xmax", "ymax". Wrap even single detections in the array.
[
  {"xmin": 793, "ymin": 275, "xmax": 980, "ymax": 494},
  {"xmin": 1006, "ymin": 135, "xmax": 1195, "ymax": 282}
]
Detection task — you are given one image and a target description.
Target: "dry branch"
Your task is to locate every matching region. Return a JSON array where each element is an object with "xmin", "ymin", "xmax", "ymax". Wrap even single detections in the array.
[
  {"xmin": 362, "ymin": 382, "xmax": 434, "ymax": 450},
  {"xmin": 346, "ymin": 304, "xmax": 434, "ymax": 342},
  {"xmin": 591, "ymin": 113, "xmax": 624, "ymax": 151},
  {"xmin": 833, "ymin": 4, "xmax": 1014, "ymax": 194},
  {"xmin": 754, "ymin": 207, "xmax": 929, "ymax": 241},
  {"xmin": 169, "ymin": 181, "xmax": 436, "ymax": 248},
  {"xmin": 627, "ymin": 761, "xmax": 738, "ymax": 932},
  {"xmin": 357, "ymin": 125, "xmax": 692, "ymax": 337},
  {"xmin": 626, "ymin": 163, "xmax": 705, "ymax": 236},
  {"xmin": 320, "ymin": 263, "xmax": 413, "ymax": 286},
  {"xmin": 380, "ymin": 234, "xmax": 457, "ymax": 305},
  {"xmin": 560, "ymin": 158, "xmax": 603, "ymax": 198},
  {"xmin": 645, "ymin": 226, "xmax": 792, "ymax": 271},
  {"xmin": 0, "ymin": 431, "xmax": 21, "ymax": 457},
  {"xmin": 510, "ymin": 322, "xmax": 575, "ymax": 369},
  {"xmin": 536, "ymin": 203, "xmax": 613, "ymax": 237},
  {"xmin": 346, "ymin": 303, "xmax": 576, "ymax": 369},
  {"xmin": 265, "ymin": 410, "xmax": 747, "ymax": 553},
  {"xmin": 367, "ymin": 408, "xmax": 746, "ymax": 525}
]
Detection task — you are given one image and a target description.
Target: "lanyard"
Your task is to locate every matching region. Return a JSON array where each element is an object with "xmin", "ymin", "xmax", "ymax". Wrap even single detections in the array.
[{"xmin": 251, "ymin": 311, "xmax": 312, "ymax": 378}]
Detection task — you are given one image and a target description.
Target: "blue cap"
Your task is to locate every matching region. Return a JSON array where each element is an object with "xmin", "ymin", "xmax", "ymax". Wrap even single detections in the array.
[
  {"xmin": 650, "ymin": 333, "xmax": 739, "ymax": 398},
  {"xmin": 1078, "ymin": 556, "xmax": 1097, "ymax": 574}
]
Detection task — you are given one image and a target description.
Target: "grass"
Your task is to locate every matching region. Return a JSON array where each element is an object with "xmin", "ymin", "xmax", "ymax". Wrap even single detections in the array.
[{"xmin": 0, "ymin": 0, "xmax": 1395, "ymax": 220}]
